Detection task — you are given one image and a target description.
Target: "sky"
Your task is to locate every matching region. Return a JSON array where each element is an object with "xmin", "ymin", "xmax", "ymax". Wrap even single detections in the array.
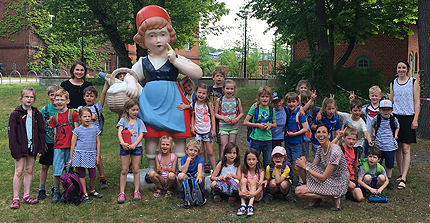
[{"xmin": 202, "ymin": 0, "xmax": 275, "ymax": 51}]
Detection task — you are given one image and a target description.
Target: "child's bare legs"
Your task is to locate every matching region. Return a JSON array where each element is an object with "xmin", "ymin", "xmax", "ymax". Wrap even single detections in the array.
[
  {"xmin": 239, "ymin": 178, "xmax": 248, "ymax": 204},
  {"xmin": 348, "ymin": 181, "xmax": 363, "ymax": 201},
  {"xmin": 53, "ymin": 176, "xmax": 60, "ymax": 189},
  {"xmin": 131, "ymin": 155, "xmax": 141, "ymax": 192},
  {"xmin": 375, "ymin": 175, "xmax": 386, "ymax": 188},
  {"xmin": 386, "ymin": 167, "xmax": 393, "ymax": 178},
  {"xmin": 279, "ymin": 181, "xmax": 290, "ymax": 194},
  {"xmin": 96, "ymin": 157, "xmax": 105, "ymax": 177},
  {"xmin": 220, "ymin": 135, "xmax": 228, "ymax": 158},
  {"xmin": 39, "ymin": 164, "xmax": 50, "ymax": 189},
  {"xmin": 22, "ymin": 156, "xmax": 36, "ymax": 196},
  {"xmin": 198, "ymin": 140, "xmax": 207, "ymax": 164},
  {"xmin": 13, "ymin": 158, "xmax": 26, "ymax": 197},
  {"xmin": 178, "ymin": 173, "xmax": 186, "ymax": 185},
  {"xmin": 210, "ymin": 180, "xmax": 219, "ymax": 191},
  {"xmin": 396, "ymin": 142, "xmax": 411, "ymax": 181},
  {"xmin": 268, "ymin": 180, "xmax": 278, "ymax": 194},
  {"xmin": 148, "ymin": 171, "xmax": 166, "ymax": 189},
  {"xmin": 248, "ymin": 179, "xmax": 258, "ymax": 206},
  {"xmin": 166, "ymin": 173, "xmax": 177, "ymax": 189},
  {"xmin": 79, "ymin": 177, "xmax": 87, "ymax": 195},
  {"xmin": 205, "ymin": 141, "xmax": 216, "ymax": 171},
  {"xmin": 120, "ymin": 155, "xmax": 131, "ymax": 193}
]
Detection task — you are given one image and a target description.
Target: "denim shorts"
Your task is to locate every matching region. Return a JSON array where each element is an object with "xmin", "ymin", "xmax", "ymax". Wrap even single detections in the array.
[
  {"xmin": 285, "ymin": 142, "xmax": 302, "ymax": 164},
  {"xmin": 195, "ymin": 131, "xmax": 213, "ymax": 142},
  {"xmin": 120, "ymin": 145, "xmax": 143, "ymax": 156},
  {"xmin": 53, "ymin": 148, "xmax": 70, "ymax": 176}
]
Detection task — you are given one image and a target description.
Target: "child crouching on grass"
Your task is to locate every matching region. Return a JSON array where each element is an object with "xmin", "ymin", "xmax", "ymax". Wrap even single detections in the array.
[
  {"xmin": 148, "ymin": 136, "xmax": 178, "ymax": 197},
  {"xmin": 210, "ymin": 142, "xmax": 241, "ymax": 203},
  {"xmin": 9, "ymin": 87, "xmax": 46, "ymax": 209}
]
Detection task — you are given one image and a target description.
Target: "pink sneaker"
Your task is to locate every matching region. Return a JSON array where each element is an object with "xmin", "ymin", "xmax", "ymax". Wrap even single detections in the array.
[
  {"xmin": 117, "ymin": 193, "xmax": 125, "ymax": 204},
  {"xmin": 133, "ymin": 191, "xmax": 141, "ymax": 201},
  {"xmin": 10, "ymin": 199, "xmax": 19, "ymax": 209},
  {"xmin": 23, "ymin": 196, "xmax": 38, "ymax": 204}
]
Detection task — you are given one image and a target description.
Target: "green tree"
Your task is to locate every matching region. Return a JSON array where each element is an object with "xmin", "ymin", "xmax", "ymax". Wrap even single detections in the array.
[
  {"xmin": 248, "ymin": 0, "xmax": 417, "ymax": 92},
  {"xmin": 199, "ymin": 38, "xmax": 217, "ymax": 77},
  {"xmin": 220, "ymin": 46, "xmax": 261, "ymax": 77},
  {"xmin": 45, "ymin": 0, "xmax": 229, "ymax": 68}
]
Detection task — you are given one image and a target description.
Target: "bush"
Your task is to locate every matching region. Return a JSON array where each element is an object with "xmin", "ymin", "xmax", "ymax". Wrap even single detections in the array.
[
  {"xmin": 334, "ymin": 67, "xmax": 389, "ymax": 98},
  {"xmin": 87, "ymin": 75, "xmax": 106, "ymax": 85},
  {"xmin": 276, "ymin": 59, "xmax": 313, "ymax": 96}
]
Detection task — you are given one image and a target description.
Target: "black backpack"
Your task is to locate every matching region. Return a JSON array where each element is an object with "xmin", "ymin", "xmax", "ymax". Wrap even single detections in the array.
[{"xmin": 374, "ymin": 113, "xmax": 396, "ymax": 137}]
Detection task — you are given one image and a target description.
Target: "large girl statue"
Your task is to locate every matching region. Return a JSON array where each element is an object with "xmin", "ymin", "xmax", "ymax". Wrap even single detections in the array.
[{"xmin": 124, "ymin": 5, "xmax": 202, "ymax": 171}]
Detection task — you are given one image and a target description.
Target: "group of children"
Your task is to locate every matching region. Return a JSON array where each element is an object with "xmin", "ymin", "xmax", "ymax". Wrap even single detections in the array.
[{"xmin": 8, "ymin": 68, "xmax": 402, "ymax": 215}]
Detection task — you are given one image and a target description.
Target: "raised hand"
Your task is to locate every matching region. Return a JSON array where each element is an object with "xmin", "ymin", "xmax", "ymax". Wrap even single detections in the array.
[{"xmin": 166, "ymin": 43, "xmax": 176, "ymax": 64}]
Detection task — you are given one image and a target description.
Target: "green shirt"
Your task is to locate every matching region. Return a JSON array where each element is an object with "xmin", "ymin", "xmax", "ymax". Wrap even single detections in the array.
[{"xmin": 248, "ymin": 105, "xmax": 275, "ymax": 141}]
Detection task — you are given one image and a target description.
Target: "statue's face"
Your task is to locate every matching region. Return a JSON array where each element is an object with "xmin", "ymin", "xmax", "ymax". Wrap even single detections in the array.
[{"xmin": 144, "ymin": 26, "xmax": 170, "ymax": 55}]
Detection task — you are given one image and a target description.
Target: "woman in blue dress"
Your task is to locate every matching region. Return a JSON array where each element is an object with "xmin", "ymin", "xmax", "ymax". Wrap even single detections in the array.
[{"xmin": 124, "ymin": 5, "xmax": 202, "ymax": 171}]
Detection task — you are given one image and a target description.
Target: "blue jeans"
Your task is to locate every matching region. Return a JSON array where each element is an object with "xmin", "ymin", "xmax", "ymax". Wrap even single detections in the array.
[
  {"xmin": 312, "ymin": 143, "xmax": 320, "ymax": 158},
  {"xmin": 250, "ymin": 140, "xmax": 272, "ymax": 168}
]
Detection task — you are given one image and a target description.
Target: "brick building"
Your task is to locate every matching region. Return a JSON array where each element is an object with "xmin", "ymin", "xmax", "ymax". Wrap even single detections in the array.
[{"xmin": 291, "ymin": 24, "xmax": 419, "ymax": 82}]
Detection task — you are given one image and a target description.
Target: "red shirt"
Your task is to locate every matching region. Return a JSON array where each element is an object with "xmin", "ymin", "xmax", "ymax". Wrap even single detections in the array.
[
  {"xmin": 343, "ymin": 146, "xmax": 359, "ymax": 180},
  {"xmin": 49, "ymin": 109, "xmax": 79, "ymax": 149}
]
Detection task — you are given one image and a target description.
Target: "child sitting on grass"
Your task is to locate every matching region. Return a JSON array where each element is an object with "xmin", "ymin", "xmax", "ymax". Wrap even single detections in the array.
[{"xmin": 357, "ymin": 147, "xmax": 389, "ymax": 195}]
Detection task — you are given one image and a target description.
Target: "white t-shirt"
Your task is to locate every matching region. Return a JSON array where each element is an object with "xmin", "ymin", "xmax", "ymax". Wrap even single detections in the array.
[
  {"xmin": 337, "ymin": 111, "xmax": 368, "ymax": 147},
  {"xmin": 194, "ymin": 102, "xmax": 212, "ymax": 134}
]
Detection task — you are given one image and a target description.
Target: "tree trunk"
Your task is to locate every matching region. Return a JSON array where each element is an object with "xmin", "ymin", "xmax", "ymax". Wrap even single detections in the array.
[
  {"xmin": 315, "ymin": 0, "xmax": 333, "ymax": 93},
  {"xmin": 417, "ymin": 0, "xmax": 430, "ymax": 139}
]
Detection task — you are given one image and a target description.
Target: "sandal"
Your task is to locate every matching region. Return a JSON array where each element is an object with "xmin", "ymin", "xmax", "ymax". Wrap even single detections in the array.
[
  {"xmin": 395, "ymin": 175, "xmax": 403, "ymax": 183},
  {"xmin": 165, "ymin": 188, "xmax": 173, "ymax": 197},
  {"xmin": 89, "ymin": 190, "xmax": 103, "ymax": 198},
  {"xmin": 397, "ymin": 179, "xmax": 406, "ymax": 190},
  {"xmin": 228, "ymin": 196, "xmax": 235, "ymax": 203},
  {"xmin": 153, "ymin": 188, "xmax": 162, "ymax": 198},
  {"xmin": 214, "ymin": 194, "xmax": 221, "ymax": 202},
  {"xmin": 83, "ymin": 195, "xmax": 91, "ymax": 203}
]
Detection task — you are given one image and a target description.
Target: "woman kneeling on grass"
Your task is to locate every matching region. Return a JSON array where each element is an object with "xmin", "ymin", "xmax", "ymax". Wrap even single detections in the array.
[{"xmin": 295, "ymin": 123, "xmax": 349, "ymax": 211}]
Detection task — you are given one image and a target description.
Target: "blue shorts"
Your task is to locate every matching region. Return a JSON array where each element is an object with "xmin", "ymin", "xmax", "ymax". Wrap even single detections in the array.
[
  {"xmin": 379, "ymin": 150, "xmax": 395, "ymax": 169},
  {"xmin": 350, "ymin": 179, "xmax": 361, "ymax": 188},
  {"xmin": 120, "ymin": 145, "xmax": 143, "ymax": 156},
  {"xmin": 53, "ymin": 148, "xmax": 70, "ymax": 176},
  {"xmin": 285, "ymin": 142, "xmax": 302, "ymax": 164},
  {"xmin": 195, "ymin": 131, "xmax": 213, "ymax": 142},
  {"xmin": 370, "ymin": 175, "xmax": 386, "ymax": 188}
]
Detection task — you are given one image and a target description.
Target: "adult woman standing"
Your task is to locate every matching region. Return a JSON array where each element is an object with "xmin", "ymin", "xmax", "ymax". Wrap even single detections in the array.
[
  {"xmin": 389, "ymin": 59, "xmax": 420, "ymax": 190},
  {"xmin": 60, "ymin": 61, "xmax": 93, "ymax": 109},
  {"xmin": 61, "ymin": 61, "xmax": 108, "ymax": 189},
  {"xmin": 295, "ymin": 123, "xmax": 349, "ymax": 211}
]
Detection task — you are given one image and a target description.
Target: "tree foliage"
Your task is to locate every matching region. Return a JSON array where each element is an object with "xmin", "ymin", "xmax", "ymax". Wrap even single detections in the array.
[
  {"xmin": 44, "ymin": 0, "xmax": 229, "ymax": 68},
  {"xmin": 248, "ymin": 0, "xmax": 418, "ymax": 93},
  {"xmin": 199, "ymin": 38, "xmax": 217, "ymax": 77},
  {"xmin": 220, "ymin": 46, "xmax": 261, "ymax": 77}
]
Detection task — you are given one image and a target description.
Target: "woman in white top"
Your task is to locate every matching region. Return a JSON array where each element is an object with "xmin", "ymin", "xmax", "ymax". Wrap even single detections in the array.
[{"xmin": 389, "ymin": 59, "xmax": 420, "ymax": 190}]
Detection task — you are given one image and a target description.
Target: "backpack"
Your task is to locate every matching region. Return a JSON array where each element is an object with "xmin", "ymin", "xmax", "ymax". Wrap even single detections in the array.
[
  {"xmin": 93, "ymin": 105, "xmax": 104, "ymax": 135},
  {"xmin": 181, "ymin": 173, "xmax": 206, "ymax": 208},
  {"xmin": 340, "ymin": 145, "xmax": 359, "ymax": 165},
  {"xmin": 54, "ymin": 109, "xmax": 74, "ymax": 135},
  {"xmin": 284, "ymin": 107, "xmax": 312, "ymax": 141},
  {"xmin": 42, "ymin": 105, "xmax": 55, "ymax": 138},
  {"xmin": 362, "ymin": 162, "xmax": 382, "ymax": 175},
  {"xmin": 269, "ymin": 161, "xmax": 294, "ymax": 183},
  {"xmin": 60, "ymin": 168, "xmax": 84, "ymax": 205},
  {"xmin": 374, "ymin": 113, "xmax": 396, "ymax": 137},
  {"xmin": 247, "ymin": 105, "xmax": 274, "ymax": 145}
]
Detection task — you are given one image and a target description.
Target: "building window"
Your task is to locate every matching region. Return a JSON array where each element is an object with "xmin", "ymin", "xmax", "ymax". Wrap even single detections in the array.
[
  {"xmin": 105, "ymin": 60, "xmax": 111, "ymax": 73},
  {"xmin": 185, "ymin": 43, "xmax": 190, "ymax": 51},
  {"xmin": 355, "ymin": 56, "xmax": 371, "ymax": 68}
]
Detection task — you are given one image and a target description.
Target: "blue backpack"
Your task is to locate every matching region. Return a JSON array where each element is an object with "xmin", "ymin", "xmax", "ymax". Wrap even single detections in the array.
[{"xmin": 181, "ymin": 173, "xmax": 206, "ymax": 208}]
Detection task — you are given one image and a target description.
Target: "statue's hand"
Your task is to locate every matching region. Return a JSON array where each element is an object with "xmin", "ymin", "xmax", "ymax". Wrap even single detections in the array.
[{"xmin": 124, "ymin": 75, "xmax": 139, "ymax": 98}]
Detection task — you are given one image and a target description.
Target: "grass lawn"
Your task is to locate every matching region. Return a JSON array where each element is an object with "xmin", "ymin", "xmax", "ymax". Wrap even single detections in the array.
[{"xmin": 0, "ymin": 84, "xmax": 429, "ymax": 222}]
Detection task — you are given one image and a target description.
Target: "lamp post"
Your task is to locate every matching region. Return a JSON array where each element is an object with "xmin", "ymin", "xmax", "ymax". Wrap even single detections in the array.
[{"xmin": 236, "ymin": 10, "xmax": 249, "ymax": 78}]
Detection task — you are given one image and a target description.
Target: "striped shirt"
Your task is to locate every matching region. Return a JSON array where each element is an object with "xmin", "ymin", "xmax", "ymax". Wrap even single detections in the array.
[{"xmin": 371, "ymin": 116, "xmax": 399, "ymax": 151}]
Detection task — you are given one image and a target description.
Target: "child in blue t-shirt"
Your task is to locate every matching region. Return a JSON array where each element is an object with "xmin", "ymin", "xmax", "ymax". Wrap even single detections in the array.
[
  {"xmin": 271, "ymin": 91, "xmax": 286, "ymax": 149},
  {"xmin": 284, "ymin": 92, "xmax": 308, "ymax": 172},
  {"xmin": 299, "ymin": 90, "xmax": 320, "ymax": 160},
  {"xmin": 178, "ymin": 139, "xmax": 204, "ymax": 184},
  {"xmin": 311, "ymin": 97, "xmax": 342, "ymax": 157}
]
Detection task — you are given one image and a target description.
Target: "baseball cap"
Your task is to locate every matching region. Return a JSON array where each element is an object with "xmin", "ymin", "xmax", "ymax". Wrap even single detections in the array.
[
  {"xmin": 271, "ymin": 146, "xmax": 286, "ymax": 156},
  {"xmin": 379, "ymin": 99, "xmax": 392, "ymax": 108},
  {"xmin": 272, "ymin": 91, "xmax": 283, "ymax": 101}
]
